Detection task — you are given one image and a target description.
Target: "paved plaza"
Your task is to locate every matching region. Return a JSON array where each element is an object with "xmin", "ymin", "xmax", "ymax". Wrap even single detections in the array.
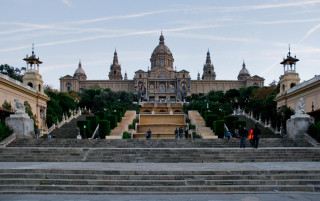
[{"xmin": 1, "ymin": 193, "xmax": 320, "ymax": 201}]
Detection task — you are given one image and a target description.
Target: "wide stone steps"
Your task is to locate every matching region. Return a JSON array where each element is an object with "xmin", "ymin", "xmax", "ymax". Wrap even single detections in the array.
[
  {"xmin": 0, "ymin": 169, "xmax": 319, "ymax": 193},
  {"xmin": 7, "ymin": 138, "xmax": 311, "ymax": 148},
  {"xmin": 1, "ymin": 147, "xmax": 319, "ymax": 162}
]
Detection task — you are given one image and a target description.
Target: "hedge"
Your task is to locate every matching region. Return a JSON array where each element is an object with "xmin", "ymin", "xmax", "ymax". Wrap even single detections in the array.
[
  {"xmin": 94, "ymin": 111, "xmax": 106, "ymax": 120},
  {"xmin": 105, "ymin": 115, "xmax": 118, "ymax": 129},
  {"xmin": 122, "ymin": 131, "xmax": 131, "ymax": 139},
  {"xmin": 189, "ymin": 124, "xmax": 195, "ymax": 129},
  {"xmin": 99, "ymin": 120, "xmax": 110, "ymax": 138},
  {"xmin": 233, "ymin": 120, "xmax": 246, "ymax": 130},
  {"xmin": 224, "ymin": 116, "xmax": 239, "ymax": 131},
  {"xmin": 86, "ymin": 116, "xmax": 99, "ymax": 132},
  {"xmin": 0, "ymin": 122, "xmax": 13, "ymax": 142},
  {"xmin": 206, "ymin": 114, "xmax": 219, "ymax": 129},
  {"xmin": 77, "ymin": 120, "xmax": 92, "ymax": 138},
  {"xmin": 308, "ymin": 121, "xmax": 320, "ymax": 142},
  {"xmin": 214, "ymin": 120, "xmax": 225, "ymax": 138},
  {"xmin": 111, "ymin": 111, "xmax": 122, "ymax": 122}
]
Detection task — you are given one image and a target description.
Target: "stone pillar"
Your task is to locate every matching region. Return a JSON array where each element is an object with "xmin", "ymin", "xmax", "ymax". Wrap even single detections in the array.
[{"xmin": 286, "ymin": 114, "xmax": 314, "ymax": 141}]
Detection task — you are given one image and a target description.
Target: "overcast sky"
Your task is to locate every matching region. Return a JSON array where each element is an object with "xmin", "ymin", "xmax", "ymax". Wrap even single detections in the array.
[{"xmin": 1, "ymin": 0, "xmax": 320, "ymax": 90}]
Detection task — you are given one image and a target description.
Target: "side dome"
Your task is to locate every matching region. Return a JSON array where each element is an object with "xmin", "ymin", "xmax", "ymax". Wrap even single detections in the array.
[
  {"xmin": 74, "ymin": 61, "xmax": 87, "ymax": 81},
  {"xmin": 150, "ymin": 33, "xmax": 174, "ymax": 71},
  {"xmin": 238, "ymin": 61, "xmax": 250, "ymax": 81}
]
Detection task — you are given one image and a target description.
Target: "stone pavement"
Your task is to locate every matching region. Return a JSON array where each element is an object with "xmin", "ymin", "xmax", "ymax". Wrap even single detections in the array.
[{"xmin": 1, "ymin": 193, "xmax": 320, "ymax": 201}]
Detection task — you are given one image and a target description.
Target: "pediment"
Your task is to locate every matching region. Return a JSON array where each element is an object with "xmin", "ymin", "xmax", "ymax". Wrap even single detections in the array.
[{"xmin": 60, "ymin": 75, "xmax": 74, "ymax": 80}]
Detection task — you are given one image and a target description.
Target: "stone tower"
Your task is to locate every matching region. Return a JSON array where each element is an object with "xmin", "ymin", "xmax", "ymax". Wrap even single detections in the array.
[
  {"xmin": 108, "ymin": 50, "xmax": 123, "ymax": 80},
  {"xmin": 22, "ymin": 44, "xmax": 45, "ymax": 95},
  {"xmin": 202, "ymin": 50, "xmax": 216, "ymax": 80},
  {"xmin": 278, "ymin": 45, "xmax": 300, "ymax": 96}
]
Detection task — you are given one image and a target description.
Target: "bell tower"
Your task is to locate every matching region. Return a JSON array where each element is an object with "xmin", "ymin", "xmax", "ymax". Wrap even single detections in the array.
[
  {"xmin": 22, "ymin": 44, "xmax": 45, "ymax": 95},
  {"xmin": 108, "ymin": 49, "xmax": 123, "ymax": 80},
  {"xmin": 278, "ymin": 45, "xmax": 300, "ymax": 96},
  {"xmin": 202, "ymin": 50, "xmax": 216, "ymax": 80}
]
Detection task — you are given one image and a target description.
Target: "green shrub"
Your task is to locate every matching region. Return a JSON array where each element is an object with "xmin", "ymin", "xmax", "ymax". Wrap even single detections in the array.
[
  {"xmin": 86, "ymin": 116, "xmax": 99, "ymax": 132},
  {"xmin": 105, "ymin": 115, "xmax": 118, "ymax": 129},
  {"xmin": 193, "ymin": 134, "xmax": 201, "ymax": 138},
  {"xmin": 214, "ymin": 120, "xmax": 225, "ymax": 138},
  {"xmin": 94, "ymin": 111, "xmax": 106, "ymax": 120},
  {"xmin": 206, "ymin": 114, "xmax": 219, "ymax": 129},
  {"xmin": 233, "ymin": 120, "xmax": 246, "ymax": 130},
  {"xmin": 77, "ymin": 120, "xmax": 92, "ymax": 138},
  {"xmin": 128, "ymin": 124, "xmax": 134, "ymax": 129},
  {"xmin": 99, "ymin": 120, "xmax": 110, "ymax": 138},
  {"xmin": 189, "ymin": 124, "xmax": 195, "ymax": 129},
  {"xmin": 224, "ymin": 116, "xmax": 239, "ymax": 131},
  {"xmin": 122, "ymin": 131, "xmax": 131, "ymax": 139},
  {"xmin": 308, "ymin": 121, "xmax": 320, "ymax": 142},
  {"xmin": 186, "ymin": 118, "xmax": 190, "ymax": 123},
  {"xmin": 111, "ymin": 111, "xmax": 122, "ymax": 122},
  {"xmin": 0, "ymin": 122, "xmax": 13, "ymax": 142}
]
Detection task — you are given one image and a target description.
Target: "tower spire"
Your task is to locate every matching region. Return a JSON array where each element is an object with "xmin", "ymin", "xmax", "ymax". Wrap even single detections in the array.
[
  {"xmin": 32, "ymin": 43, "xmax": 34, "ymax": 56},
  {"xmin": 159, "ymin": 31, "xmax": 164, "ymax": 45}
]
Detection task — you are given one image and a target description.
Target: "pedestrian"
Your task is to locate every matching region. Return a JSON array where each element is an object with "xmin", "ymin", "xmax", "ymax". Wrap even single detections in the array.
[
  {"xmin": 185, "ymin": 128, "xmax": 189, "ymax": 139},
  {"xmin": 179, "ymin": 127, "xmax": 183, "ymax": 139},
  {"xmin": 253, "ymin": 124, "xmax": 261, "ymax": 149},
  {"xmin": 225, "ymin": 131, "xmax": 231, "ymax": 141},
  {"xmin": 239, "ymin": 125, "xmax": 248, "ymax": 148},
  {"xmin": 248, "ymin": 128, "xmax": 254, "ymax": 147},
  {"xmin": 174, "ymin": 128, "xmax": 178, "ymax": 139},
  {"xmin": 147, "ymin": 129, "xmax": 152, "ymax": 139}
]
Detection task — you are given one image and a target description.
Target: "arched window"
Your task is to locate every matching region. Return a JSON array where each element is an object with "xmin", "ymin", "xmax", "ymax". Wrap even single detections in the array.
[
  {"xmin": 38, "ymin": 84, "xmax": 41, "ymax": 92},
  {"xmin": 208, "ymin": 71, "xmax": 211, "ymax": 75},
  {"xmin": 66, "ymin": 82, "xmax": 72, "ymax": 92},
  {"xmin": 114, "ymin": 71, "xmax": 116, "ymax": 74},
  {"xmin": 290, "ymin": 83, "xmax": 296, "ymax": 88},
  {"xmin": 253, "ymin": 82, "xmax": 259, "ymax": 86},
  {"xmin": 282, "ymin": 84, "xmax": 285, "ymax": 92},
  {"xmin": 139, "ymin": 74, "xmax": 142, "ymax": 78},
  {"xmin": 28, "ymin": 82, "xmax": 33, "ymax": 88}
]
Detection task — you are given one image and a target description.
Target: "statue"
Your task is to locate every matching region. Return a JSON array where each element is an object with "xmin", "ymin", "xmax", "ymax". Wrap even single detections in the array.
[
  {"xmin": 14, "ymin": 98, "xmax": 25, "ymax": 114},
  {"xmin": 296, "ymin": 97, "xmax": 306, "ymax": 114}
]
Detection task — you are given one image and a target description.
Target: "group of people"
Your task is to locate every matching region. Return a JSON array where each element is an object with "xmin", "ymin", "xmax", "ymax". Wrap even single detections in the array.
[
  {"xmin": 174, "ymin": 127, "xmax": 189, "ymax": 139},
  {"xmin": 225, "ymin": 124, "xmax": 261, "ymax": 148},
  {"xmin": 145, "ymin": 127, "xmax": 189, "ymax": 139},
  {"xmin": 238, "ymin": 124, "xmax": 261, "ymax": 148}
]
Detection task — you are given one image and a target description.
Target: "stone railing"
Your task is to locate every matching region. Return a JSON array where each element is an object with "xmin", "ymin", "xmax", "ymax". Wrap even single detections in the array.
[
  {"xmin": 0, "ymin": 133, "xmax": 17, "ymax": 147},
  {"xmin": 41, "ymin": 107, "xmax": 82, "ymax": 137}
]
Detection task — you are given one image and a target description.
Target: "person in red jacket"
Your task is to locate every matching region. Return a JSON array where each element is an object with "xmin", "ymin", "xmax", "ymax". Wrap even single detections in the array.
[{"xmin": 248, "ymin": 128, "xmax": 254, "ymax": 147}]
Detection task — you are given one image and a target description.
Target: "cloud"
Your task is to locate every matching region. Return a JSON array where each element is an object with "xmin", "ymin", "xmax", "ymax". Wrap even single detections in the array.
[
  {"xmin": 62, "ymin": 0, "xmax": 71, "ymax": 7},
  {"xmin": 300, "ymin": 23, "xmax": 320, "ymax": 41},
  {"xmin": 68, "ymin": 9, "xmax": 178, "ymax": 25}
]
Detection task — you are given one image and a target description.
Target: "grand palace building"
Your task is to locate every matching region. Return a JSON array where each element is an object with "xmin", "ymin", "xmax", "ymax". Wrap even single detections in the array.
[{"xmin": 60, "ymin": 33, "xmax": 264, "ymax": 101}]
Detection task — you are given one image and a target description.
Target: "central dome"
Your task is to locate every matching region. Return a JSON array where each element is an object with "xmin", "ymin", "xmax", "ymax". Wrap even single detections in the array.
[{"xmin": 150, "ymin": 33, "xmax": 174, "ymax": 71}]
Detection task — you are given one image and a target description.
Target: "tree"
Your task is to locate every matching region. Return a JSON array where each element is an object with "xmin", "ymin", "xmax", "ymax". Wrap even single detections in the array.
[
  {"xmin": 2, "ymin": 100, "xmax": 12, "ymax": 111},
  {"xmin": 24, "ymin": 101, "xmax": 37, "ymax": 129},
  {"xmin": 0, "ymin": 64, "xmax": 23, "ymax": 82}
]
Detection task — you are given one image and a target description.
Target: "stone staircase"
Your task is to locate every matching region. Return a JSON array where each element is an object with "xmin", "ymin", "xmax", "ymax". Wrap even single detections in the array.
[
  {"xmin": 188, "ymin": 110, "xmax": 217, "ymax": 139},
  {"xmin": 44, "ymin": 115, "xmax": 87, "ymax": 138},
  {"xmin": 7, "ymin": 138, "xmax": 312, "ymax": 148},
  {"xmin": 1, "ymin": 146, "xmax": 319, "ymax": 162},
  {"xmin": 135, "ymin": 114, "xmax": 187, "ymax": 139},
  {"xmin": 107, "ymin": 111, "xmax": 136, "ymax": 139},
  {"xmin": 237, "ymin": 114, "xmax": 277, "ymax": 137},
  {"xmin": 1, "ymin": 136, "xmax": 319, "ymax": 194},
  {"xmin": 0, "ymin": 167, "xmax": 319, "ymax": 194}
]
